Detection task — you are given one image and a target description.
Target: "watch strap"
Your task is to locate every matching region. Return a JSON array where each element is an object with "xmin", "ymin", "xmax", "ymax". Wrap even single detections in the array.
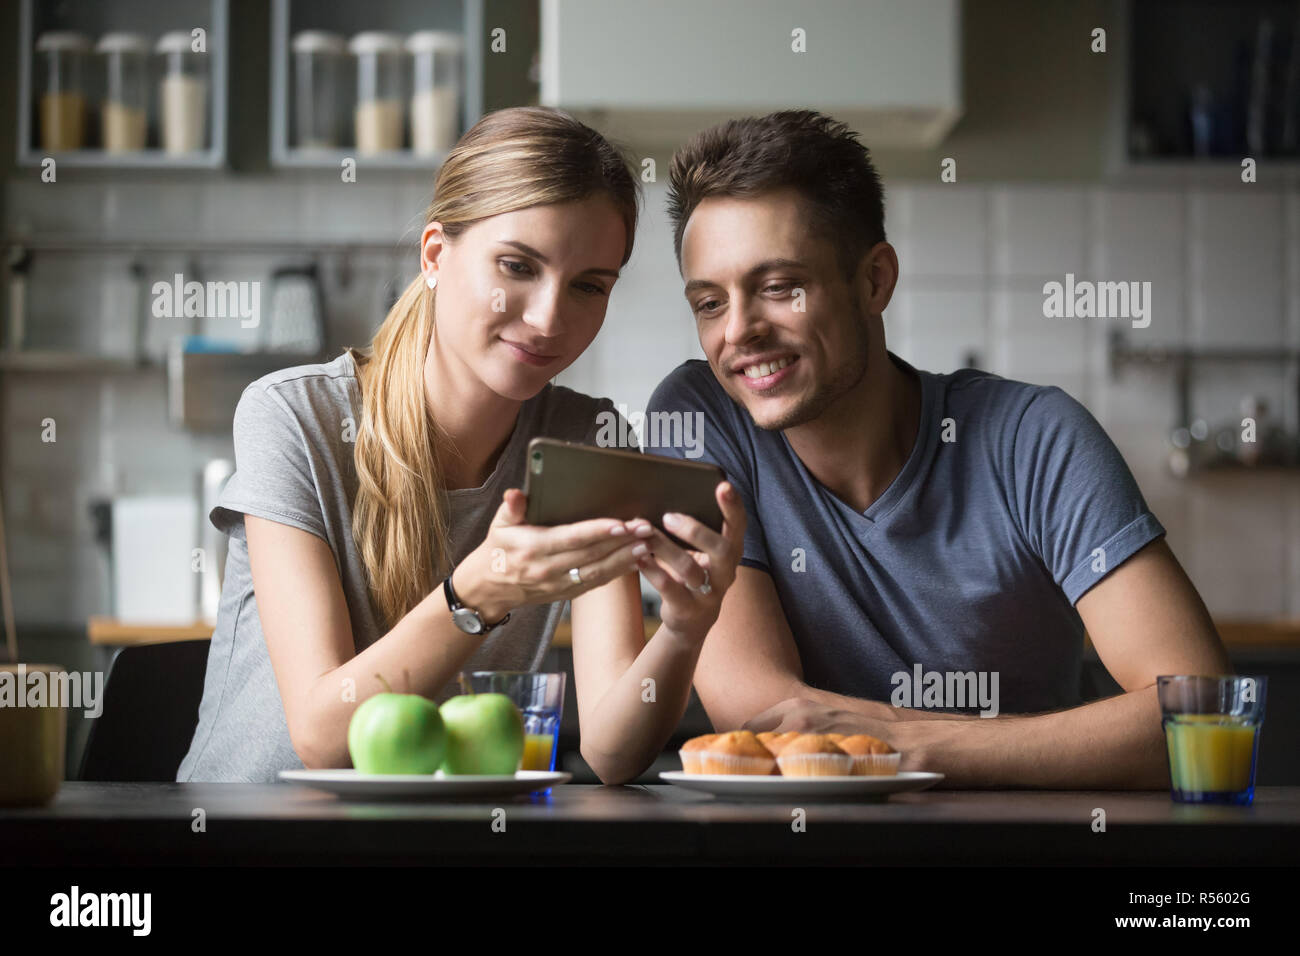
[{"xmin": 444, "ymin": 566, "xmax": 511, "ymax": 632}]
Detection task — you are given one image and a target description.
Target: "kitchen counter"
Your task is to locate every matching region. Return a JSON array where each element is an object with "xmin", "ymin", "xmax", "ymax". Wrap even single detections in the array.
[
  {"xmin": 86, "ymin": 615, "xmax": 1300, "ymax": 648},
  {"xmin": 3, "ymin": 782, "xmax": 1297, "ymax": 866}
]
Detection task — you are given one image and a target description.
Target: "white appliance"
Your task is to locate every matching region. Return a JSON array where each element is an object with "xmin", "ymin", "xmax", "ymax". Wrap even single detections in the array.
[
  {"xmin": 540, "ymin": 0, "xmax": 962, "ymax": 148},
  {"xmin": 111, "ymin": 495, "xmax": 199, "ymax": 624}
]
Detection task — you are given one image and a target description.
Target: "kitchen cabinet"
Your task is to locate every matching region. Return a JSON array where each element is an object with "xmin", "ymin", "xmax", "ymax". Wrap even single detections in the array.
[
  {"xmin": 269, "ymin": 0, "xmax": 485, "ymax": 168},
  {"xmin": 1105, "ymin": 0, "xmax": 1300, "ymax": 180},
  {"xmin": 1126, "ymin": 0, "xmax": 1300, "ymax": 162},
  {"xmin": 16, "ymin": 0, "xmax": 229, "ymax": 169}
]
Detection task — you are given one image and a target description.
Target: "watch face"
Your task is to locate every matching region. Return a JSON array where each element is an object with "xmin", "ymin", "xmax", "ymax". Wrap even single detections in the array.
[{"xmin": 452, "ymin": 607, "xmax": 484, "ymax": 635}]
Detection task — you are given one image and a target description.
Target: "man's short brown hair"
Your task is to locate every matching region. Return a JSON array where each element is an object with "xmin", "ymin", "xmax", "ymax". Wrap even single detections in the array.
[{"xmin": 667, "ymin": 110, "xmax": 886, "ymax": 279}]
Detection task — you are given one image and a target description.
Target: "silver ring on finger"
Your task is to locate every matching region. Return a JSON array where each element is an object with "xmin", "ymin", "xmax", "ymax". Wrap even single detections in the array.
[
  {"xmin": 689, "ymin": 567, "xmax": 712, "ymax": 595},
  {"xmin": 568, "ymin": 567, "xmax": 583, "ymax": 586}
]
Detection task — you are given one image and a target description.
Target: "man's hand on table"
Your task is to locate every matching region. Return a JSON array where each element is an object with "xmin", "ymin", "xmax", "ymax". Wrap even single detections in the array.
[
  {"xmin": 741, "ymin": 696, "xmax": 943, "ymax": 773},
  {"xmin": 742, "ymin": 697, "xmax": 885, "ymax": 735}
]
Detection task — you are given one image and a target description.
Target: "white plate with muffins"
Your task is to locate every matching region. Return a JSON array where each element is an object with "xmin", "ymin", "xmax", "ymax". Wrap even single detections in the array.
[{"xmin": 662, "ymin": 731, "xmax": 943, "ymax": 800}]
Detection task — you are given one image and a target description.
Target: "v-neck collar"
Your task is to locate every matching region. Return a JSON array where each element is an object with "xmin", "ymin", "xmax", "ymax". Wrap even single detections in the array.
[
  {"xmin": 346, "ymin": 348, "xmax": 540, "ymax": 499},
  {"xmin": 778, "ymin": 351, "xmax": 936, "ymax": 528},
  {"xmin": 444, "ymin": 389, "xmax": 539, "ymax": 498}
]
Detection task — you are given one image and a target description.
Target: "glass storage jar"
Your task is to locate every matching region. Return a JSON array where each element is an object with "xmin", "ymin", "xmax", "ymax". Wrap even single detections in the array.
[
  {"xmin": 96, "ymin": 32, "xmax": 150, "ymax": 152},
  {"xmin": 406, "ymin": 30, "xmax": 462, "ymax": 156},
  {"xmin": 155, "ymin": 30, "xmax": 209, "ymax": 154},
  {"xmin": 35, "ymin": 31, "xmax": 92, "ymax": 151},
  {"xmin": 292, "ymin": 30, "xmax": 346, "ymax": 150},
  {"xmin": 348, "ymin": 31, "xmax": 405, "ymax": 154}
]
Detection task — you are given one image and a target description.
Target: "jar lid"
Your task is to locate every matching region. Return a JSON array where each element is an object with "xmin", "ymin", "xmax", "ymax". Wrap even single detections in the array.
[
  {"xmin": 96, "ymin": 32, "xmax": 150, "ymax": 55},
  {"xmin": 292, "ymin": 30, "xmax": 346, "ymax": 55},
  {"xmin": 348, "ymin": 31, "xmax": 405, "ymax": 56},
  {"xmin": 155, "ymin": 31, "xmax": 204, "ymax": 54},
  {"xmin": 35, "ymin": 31, "xmax": 92, "ymax": 53},
  {"xmin": 406, "ymin": 30, "xmax": 463, "ymax": 54}
]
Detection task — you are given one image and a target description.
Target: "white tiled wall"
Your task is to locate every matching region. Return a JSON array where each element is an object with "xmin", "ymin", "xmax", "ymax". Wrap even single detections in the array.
[
  {"xmin": 4, "ymin": 176, "xmax": 1298, "ymax": 625},
  {"xmin": 991, "ymin": 186, "xmax": 1091, "ymax": 278},
  {"xmin": 919, "ymin": 184, "xmax": 1295, "ymax": 621}
]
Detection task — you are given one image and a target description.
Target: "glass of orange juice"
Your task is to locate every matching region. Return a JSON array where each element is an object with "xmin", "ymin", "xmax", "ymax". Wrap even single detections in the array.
[
  {"xmin": 463, "ymin": 671, "xmax": 566, "ymax": 773},
  {"xmin": 1158, "ymin": 675, "xmax": 1266, "ymax": 805}
]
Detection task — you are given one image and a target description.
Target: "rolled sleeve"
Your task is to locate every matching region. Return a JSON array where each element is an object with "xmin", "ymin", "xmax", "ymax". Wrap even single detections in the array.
[
  {"xmin": 211, "ymin": 383, "xmax": 329, "ymax": 543},
  {"xmin": 1011, "ymin": 386, "xmax": 1166, "ymax": 604}
]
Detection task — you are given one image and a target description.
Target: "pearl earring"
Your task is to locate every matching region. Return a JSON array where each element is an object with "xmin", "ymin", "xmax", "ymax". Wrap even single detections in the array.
[{"xmin": 425, "ymin": 275, "xmax": 438, "ymax": 290}]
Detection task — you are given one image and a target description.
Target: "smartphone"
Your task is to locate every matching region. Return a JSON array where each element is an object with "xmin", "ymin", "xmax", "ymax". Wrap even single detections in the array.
[{"xmin": 522, "ymin": 437, "xmax": 726, "ymax": 547}]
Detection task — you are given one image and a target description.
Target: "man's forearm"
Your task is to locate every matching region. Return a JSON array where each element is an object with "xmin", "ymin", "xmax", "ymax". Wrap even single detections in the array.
[
  {"xmin": 745, "ymin": 680, "xmax": 1169, "ymax": 789},
  {"xmin": 895, "ymin": 684, "xmax": 1169, "ymax": 789}
]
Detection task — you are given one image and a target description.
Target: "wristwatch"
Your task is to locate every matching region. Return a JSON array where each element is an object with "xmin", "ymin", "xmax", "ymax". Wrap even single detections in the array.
[{"xmin": 444, "ymin": 566, "xmax": 511, "ymax": 635}]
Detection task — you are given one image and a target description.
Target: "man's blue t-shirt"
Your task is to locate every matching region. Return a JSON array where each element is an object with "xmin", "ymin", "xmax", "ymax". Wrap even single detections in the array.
[{"xmin": 644, "ymin": 352, "xmax": 1165, "ymax": 715}]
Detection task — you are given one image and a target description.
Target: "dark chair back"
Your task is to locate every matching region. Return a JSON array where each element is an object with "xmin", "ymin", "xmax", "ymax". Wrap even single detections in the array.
[{"xmin": 78, "ymin": 639, "xmax": 211, "ymax": 782}]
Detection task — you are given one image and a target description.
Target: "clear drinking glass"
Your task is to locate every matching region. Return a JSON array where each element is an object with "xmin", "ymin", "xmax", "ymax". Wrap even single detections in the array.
[
  {"xmin": 1158, "ymin": 675, "xmax": 1267, "ymax": 805},
  {"xmin": 463, "ymin": 671, "xmax": 566, "ymax": 773}
]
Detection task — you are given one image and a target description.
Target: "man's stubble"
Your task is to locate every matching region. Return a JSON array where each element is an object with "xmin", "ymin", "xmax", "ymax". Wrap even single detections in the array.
[{"xmin": 755, "ymin": 291, "xmax": 873, "ymax": 433}]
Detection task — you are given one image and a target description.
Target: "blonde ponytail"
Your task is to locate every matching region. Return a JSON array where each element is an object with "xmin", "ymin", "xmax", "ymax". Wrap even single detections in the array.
[{"xmin": 348, "ymin": 107, "xmax": 639, "ymax": 630}]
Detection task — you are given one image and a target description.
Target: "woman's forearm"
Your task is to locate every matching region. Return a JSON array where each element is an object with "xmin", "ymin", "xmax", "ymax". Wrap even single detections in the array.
[
  {"xmin": 297, "ymin": 586, "xmax": 486, "ymax": 768},
  {"xmin": 579, "ymin": 624, "xmax": 707, "ymax": 785}
]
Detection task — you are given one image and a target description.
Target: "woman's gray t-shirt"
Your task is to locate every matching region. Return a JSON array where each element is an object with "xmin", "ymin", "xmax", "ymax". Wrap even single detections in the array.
[{"xmin": 177, "ymin": 349, "xmax": 615, "ymax": 782}]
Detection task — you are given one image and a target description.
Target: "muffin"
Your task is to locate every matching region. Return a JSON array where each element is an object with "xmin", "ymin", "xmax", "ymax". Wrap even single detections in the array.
[
  {"xmin": 837, "ymin": 734, "xmax": 901, "ymax": 776},
  {"xmin": 757, "ymin": 731, "xmax": 801, "ymax": 756},
  {"xmin": 679, "ymin": 733, "xmax": 719, "ymax": 774},
  {"xmin": 756, "ymin": 731, "xmax": 802, "ymax": 773},
  {"xmin": 775, "ymin": 734, "xmax": 853, "ymax": 777},
  {"xmin": 697, "ymin": 731, "xmax": 778, "ymax": 775}
]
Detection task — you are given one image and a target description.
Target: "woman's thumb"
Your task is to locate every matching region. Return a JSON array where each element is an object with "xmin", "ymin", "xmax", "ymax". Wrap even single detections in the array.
[{"xmin": 493, "ymin": 488, "xmax": 527, "ymax": 526}]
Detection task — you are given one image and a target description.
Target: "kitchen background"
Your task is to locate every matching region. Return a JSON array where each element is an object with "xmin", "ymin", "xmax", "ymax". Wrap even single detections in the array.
[{"xmin": 3, "ymin": 0, "xmax": 1299, "ymax": 782}]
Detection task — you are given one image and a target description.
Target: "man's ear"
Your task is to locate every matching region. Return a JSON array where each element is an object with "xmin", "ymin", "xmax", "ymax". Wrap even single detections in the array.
[{"xmin": 860, "ymin": 240, "xmax": 899, "ymax": 314}]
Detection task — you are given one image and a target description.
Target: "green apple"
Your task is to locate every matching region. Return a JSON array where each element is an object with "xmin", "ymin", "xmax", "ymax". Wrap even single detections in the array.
[
  {"xmin": 439, "ymin": 693, "xmax": 525, "ymax": 775},
  {"xmin": 348, "ymin": 688, "xmax": 446, "ymax": 775}
]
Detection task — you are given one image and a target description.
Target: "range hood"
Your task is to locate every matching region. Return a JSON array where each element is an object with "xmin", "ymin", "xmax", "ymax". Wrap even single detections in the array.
[{"xmin": 540, "ymin": 0, "xmax": 962, "ymax": 150}]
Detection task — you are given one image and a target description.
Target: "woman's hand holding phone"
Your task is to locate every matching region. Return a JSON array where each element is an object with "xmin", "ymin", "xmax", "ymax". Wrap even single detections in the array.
[
  {"xmin": 453, "ymin": 488, "xmax": 652, "ymax": 622},
  {"xmin": 633, "ymin": 481, "xmax": 746, "ymax": 642}
]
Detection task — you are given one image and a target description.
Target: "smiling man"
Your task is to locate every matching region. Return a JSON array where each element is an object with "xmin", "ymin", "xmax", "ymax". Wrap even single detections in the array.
[{"xmin": 644, "ymin": 110, "xmax": 1230, "ymax": 788}]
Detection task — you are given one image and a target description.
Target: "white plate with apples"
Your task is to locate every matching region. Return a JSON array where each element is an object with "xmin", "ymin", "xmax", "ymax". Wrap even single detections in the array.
[
  {"xmin": 279, "ymin": 769, "xmax": 571, "ymax": 799},
  {"xmin": 300, "ymin": 683, "xmax": 567, "ymax": 798}
]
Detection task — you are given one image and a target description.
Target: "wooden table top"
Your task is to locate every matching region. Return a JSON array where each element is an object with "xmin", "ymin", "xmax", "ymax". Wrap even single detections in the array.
[{"xmin": 3, "ymin": 782, "xmax": 1297, "ymax": 866}]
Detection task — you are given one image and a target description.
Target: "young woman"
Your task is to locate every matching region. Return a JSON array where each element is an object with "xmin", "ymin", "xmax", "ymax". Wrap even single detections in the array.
[{"xmin": 177, "ymin": 107, "xmax": 745, "ymax": 785}]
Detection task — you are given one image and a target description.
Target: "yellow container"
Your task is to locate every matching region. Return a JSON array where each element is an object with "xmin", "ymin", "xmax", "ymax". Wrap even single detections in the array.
[
  {"xmin": 1164, "ymin": 714, "xmax": 1259, "ymax": 795},
  {"xmin": 0, "ymin": 664, "xmax": 68, "ymax": 807}
]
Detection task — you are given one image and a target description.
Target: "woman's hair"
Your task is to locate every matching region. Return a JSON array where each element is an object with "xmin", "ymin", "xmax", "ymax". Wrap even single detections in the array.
[{"xmin": 348, "ymin": 106, "xmax": 640, "ymax": 631}]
